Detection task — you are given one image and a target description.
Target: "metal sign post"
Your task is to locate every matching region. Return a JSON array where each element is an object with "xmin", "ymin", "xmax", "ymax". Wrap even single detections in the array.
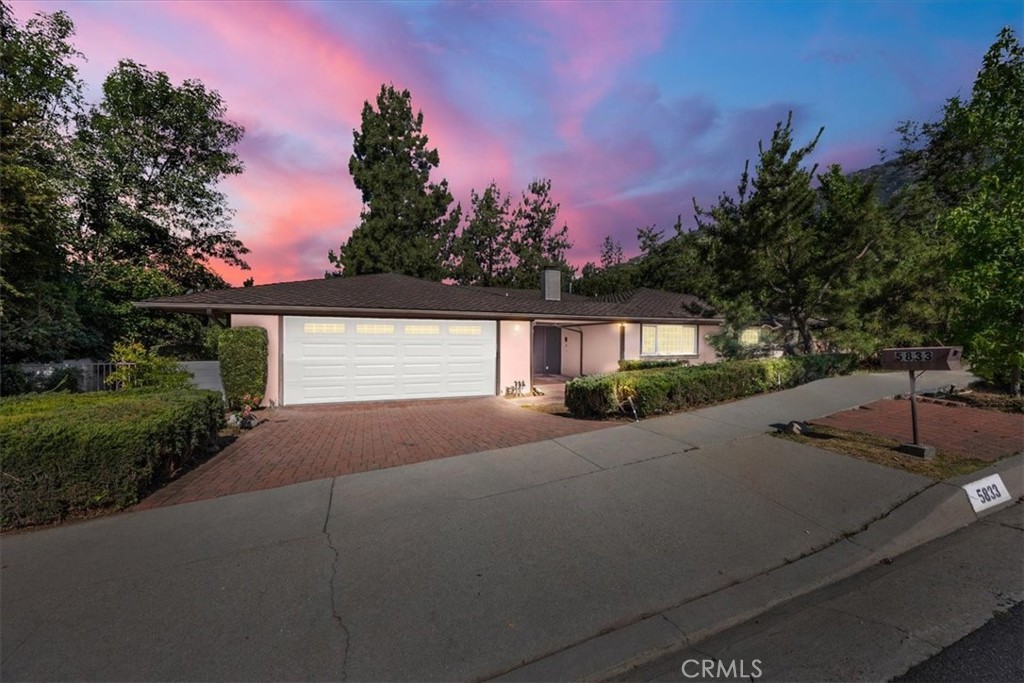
[
  {"xmin": 908, "ymin": 370, "xmax": 921, "ymax": 445},
  {"xmin": 879, "ymin": 347, "xmax": 963, "ymax": 459}
]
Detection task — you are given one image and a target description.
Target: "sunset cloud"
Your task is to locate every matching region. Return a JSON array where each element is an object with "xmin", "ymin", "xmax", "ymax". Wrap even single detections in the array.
[{"xmin": 11, "ymin": 0, "xmax": 1019, "ymax": 284}]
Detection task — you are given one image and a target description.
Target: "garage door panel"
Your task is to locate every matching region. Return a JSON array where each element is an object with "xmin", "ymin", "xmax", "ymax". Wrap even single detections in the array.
[
  {"xmin": 302, "ymin": 343, "xmax": 349, "ymax": 357},
  {"xmin": 301, "ymin": 366, "xmax": 350, "ymax": 382},
  {"xmin": 403, "ymin": 344, "xmax": 444, "ymax": 356},
  {"xmin": 284, "ymin": 317, "xmax": 496, "ymax": 405}
]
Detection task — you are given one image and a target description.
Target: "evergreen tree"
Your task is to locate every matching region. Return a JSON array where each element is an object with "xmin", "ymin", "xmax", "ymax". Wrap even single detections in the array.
[
  {"xmin": 695, "ymin": 114, "xmax": 879, "ymax": 354},
  {"xmin": 330, "ymin": 84, "xmax": 457, "ymax": 280},
  {"xmin": 507, "ymin": 178, "xmax": 573, "ymax": 288},
  {"xmin": 452, "ymin": 182, "xmax": 513, "ymax": 286}
]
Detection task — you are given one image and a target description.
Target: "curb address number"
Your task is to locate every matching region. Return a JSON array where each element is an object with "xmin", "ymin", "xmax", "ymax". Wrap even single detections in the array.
[{"xmin": 962, "ymin": 473, "xmax": 1011, "ymax": 514}]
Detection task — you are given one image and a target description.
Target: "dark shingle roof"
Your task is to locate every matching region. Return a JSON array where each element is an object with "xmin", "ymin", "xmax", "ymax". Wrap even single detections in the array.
[{"xmin": 137, "ymin": 273, "xmax": 720, "ymax": 323}]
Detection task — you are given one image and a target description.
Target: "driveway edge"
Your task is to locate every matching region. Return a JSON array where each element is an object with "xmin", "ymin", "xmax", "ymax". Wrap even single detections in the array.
[{"xmin": 489, "ymin": 454, "xmax": 1024, "ymax": 683}]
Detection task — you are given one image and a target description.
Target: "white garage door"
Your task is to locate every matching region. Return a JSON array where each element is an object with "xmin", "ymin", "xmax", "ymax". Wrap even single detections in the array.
[{"xmin": 283, "ymin": 316, "xmax": 497, "ymax": 405}]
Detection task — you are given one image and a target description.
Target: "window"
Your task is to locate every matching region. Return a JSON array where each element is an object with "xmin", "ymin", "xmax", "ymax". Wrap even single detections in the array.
[
  {"xmin": 403, "ymin": 324, "xmax": 440, "ymax": 336},
  {"xmin": 740, "ymin": 327, "xmax": 761, "ymax": 346},
  {"xmin": 356, "ymin": 323, "xmax": 394, "ymax": 335},
  {"xmin": 448, "ymin": 324, "xmax": 482, "ymax": 336},
  {"xmin": 641, "ymin": 324, "xmax": 697, "ymax": 356},
  {"xmin": 304, "ymin": 322, "xmax": 345, "ymax": 334}
]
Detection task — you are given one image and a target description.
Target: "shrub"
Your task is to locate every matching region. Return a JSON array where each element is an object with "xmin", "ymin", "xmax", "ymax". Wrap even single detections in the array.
[
  {"xmin": 617, "ymin": 359, "xmax": 688, "ymax": 371},
  {"xmin": 0, "ymin": 389, "xmax": 224, "ymax": 529},
  {"xmin": 566, "ymin": 354, "xmax": 856, "ymax": 419},
  {"xmin": 106, "ymin": 341, "xmax": 193, "ymax": 390},
  {"xmin": 1, "ymin": 364, "xmax": 81, "ymax": 396},
  {"xmin": 39, "ymin": 365, "xmax": 82, "ymax": 392},
  {"xmin": 218, "ymin": 327, "xmax": 268, "ymax": 410},
  {"xmin": 203, "ymin": 325, "xmax": 225, "ymax": 360},
  {"xmin": 1, "ymin": 365, "xmax": 33, "ymax": 396}
]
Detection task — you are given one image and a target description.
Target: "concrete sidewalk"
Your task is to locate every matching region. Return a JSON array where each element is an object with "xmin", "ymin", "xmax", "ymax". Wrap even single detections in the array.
[{"xmin": 2, "ymin": 371, "xmax": 1018, "ymax": 682}]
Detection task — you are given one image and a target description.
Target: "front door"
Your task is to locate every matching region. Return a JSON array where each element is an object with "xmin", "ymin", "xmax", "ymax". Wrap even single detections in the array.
[{"xmin": 532, "ymin": 326, "xmax": 562, "ymax": 375}]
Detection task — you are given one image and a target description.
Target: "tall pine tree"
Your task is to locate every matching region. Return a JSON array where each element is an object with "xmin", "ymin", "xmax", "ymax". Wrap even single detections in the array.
[{"xmin": 330, "ymin": 84, "xmax": 457, "ymax": 280}]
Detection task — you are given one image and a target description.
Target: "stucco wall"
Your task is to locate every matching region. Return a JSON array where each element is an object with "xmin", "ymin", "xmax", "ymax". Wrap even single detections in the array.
[
  {"xmin": 231, "ymin": 314, "xmax": 280, "ymax": 406},
  {"xmin": 697, "ymin": 325, "xmax": 721, "ymax": 364},
  {"xmin": 581, "ymin": 324, "xmax": 622, "ymax": 375},
  {"xmin": 499, "ymin": 320, "xmax": 531, "ymax": 393}
]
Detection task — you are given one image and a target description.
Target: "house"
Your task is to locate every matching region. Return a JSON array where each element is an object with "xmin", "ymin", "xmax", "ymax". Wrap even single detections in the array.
[{"xmin": 137, "ymin": 269, "xmax": 723, "ymax": 406}]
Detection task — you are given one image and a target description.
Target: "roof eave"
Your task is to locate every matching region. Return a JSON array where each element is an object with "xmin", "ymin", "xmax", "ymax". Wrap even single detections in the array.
[{"xmin": 134, "ymin": 301, "xmax": 723, "ymax": 325}]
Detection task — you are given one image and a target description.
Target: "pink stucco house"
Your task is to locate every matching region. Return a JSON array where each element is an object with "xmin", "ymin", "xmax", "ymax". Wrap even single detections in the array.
[{"xmin": 139, "ymin": 269, "xmax": 722, "ymax": 406}]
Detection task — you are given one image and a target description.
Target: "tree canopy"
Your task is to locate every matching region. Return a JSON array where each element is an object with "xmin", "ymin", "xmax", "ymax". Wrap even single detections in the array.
[{"xmin": 0, "ymin": 3, "xmax": 248, "ymax": 363}]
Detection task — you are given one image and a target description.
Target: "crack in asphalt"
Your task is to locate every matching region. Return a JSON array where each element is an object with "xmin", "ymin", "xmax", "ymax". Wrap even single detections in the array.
[{"xmin": 322, "ymin": 479, "xmax": 350, "ymax": 681}]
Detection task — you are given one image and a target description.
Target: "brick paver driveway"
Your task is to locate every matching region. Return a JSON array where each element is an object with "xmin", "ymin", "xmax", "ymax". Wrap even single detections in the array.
[
  {"xmin": 137, "ymin": 397, "xmax": 612, "ymax": 509},
  {"xmin": 812, "ymin": 399, "xmax": 1024, "ymax": 461}
]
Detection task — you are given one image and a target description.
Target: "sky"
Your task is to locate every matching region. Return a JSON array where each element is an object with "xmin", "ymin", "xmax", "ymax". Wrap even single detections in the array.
[{"xmin": 14, "ymin": 0, "xmax": 1024, "ymax": 286}]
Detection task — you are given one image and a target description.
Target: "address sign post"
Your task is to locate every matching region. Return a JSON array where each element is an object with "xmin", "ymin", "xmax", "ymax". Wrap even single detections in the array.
[{"xmin": 879, "ymin": 347, "xmax": 963, "ymax": 458}]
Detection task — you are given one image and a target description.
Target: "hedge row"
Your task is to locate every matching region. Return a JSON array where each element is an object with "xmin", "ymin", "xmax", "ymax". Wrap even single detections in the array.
[
  {"xmin": 0, "ymin": 389, "xmax": 224, "ymax": 529},
  {"xmin": 218, "ymin": 326, "xmax": 268, "ymax": 410},
  {"xmin": 566, "ymin": 354, "xmax": 857, "ymax": 419},
  {"xmin": 617, "ymin": 359, "xmax": 688, "ymax": 371}
]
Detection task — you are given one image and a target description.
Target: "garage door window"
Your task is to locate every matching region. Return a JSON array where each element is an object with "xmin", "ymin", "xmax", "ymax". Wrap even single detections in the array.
[
  {"xmin": 404, "ymin": 324, "xmax": 440, "ymax": 335},
  {"xmin": 357, "ymin": 323, "xmax": 394, "ymax": 335},
  {"xmin": 448, "ymin": 324, "xmax": 482, "ymax": 335},
  {"xmin": 304, "ymin": 322, "xmax": 346, "ymax": 334}
]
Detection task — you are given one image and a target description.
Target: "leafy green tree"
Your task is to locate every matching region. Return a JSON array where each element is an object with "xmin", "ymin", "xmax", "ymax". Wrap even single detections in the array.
[
  {"xmin": 74, "ymin": 60, "xmax": 248, "ymax": 288},
  {"xmin": 452, "ymin": 182, "xmax": 513, "ymax": 286},
  {"xmin": 695, "ymin": 114, "xmax": 881, "ymax": 355},
  {"xmin": 506, "ymin": 178, "xmax": 573, "ymax": 288},
  {"xmin": 0, "ymin": 2, "xmax": 89, "ymax": 361},
  {"xmin": 68, "ymin": 59, "xmax": 248, "ymax": 355},
  {"xmin": 330, "ymin": 84, "xmax": 458, "ymax": 280},
  {"xmin": 938, "ymin": 28, "xmax": 1023, "ymax": 393}
]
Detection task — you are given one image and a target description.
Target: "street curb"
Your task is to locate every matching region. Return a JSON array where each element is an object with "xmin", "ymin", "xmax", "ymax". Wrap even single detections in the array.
[{"xmin": 489, "ymin": 454, "xmax": 1023, "ymax": 683}]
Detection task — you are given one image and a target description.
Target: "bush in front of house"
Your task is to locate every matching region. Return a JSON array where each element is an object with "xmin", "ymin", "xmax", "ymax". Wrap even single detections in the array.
[
  {"xmin": 566, "ymin": 354, "xmax": 857, "ymax": 419},
  {"xmin": 617, "ymin": 359, "xmax": 689, "ymax": 371},
  {"xmin": 0, "ymin": 389, "xmax": 225, "ymax": 529},
  {"xmin": 218, "ymin": 326, "xmax": 268, "ymax": 410},
  {"xmin": 106, "ymin": 341, "xmax": 193, "ymax": 390}
]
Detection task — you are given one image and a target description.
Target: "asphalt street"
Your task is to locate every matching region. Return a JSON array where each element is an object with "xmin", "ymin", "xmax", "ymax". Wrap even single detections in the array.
[
  {"xmin": 610, "ymin": 501, "xmax": 1024, "ymax": 683},
  {"xmin": 895, "ymin": 601, "xmax": 1023, "ymax": 683}
]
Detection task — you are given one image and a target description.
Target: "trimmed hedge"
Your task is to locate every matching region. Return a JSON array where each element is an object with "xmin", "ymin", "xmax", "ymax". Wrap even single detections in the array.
[
  {"xmin": 566, "ymin": 354, "xmax": 857, "ymax": 419},
  {"xmin": 0, "ymin": 389, "xmax": 224, "ymax": 529},
  {"xmin": 618, "ymin": 359, "xmax": 688, "ymax": 371},
  {"xmin": 218, "ymin": 326, "xmax": 268, "ymax": 409}
]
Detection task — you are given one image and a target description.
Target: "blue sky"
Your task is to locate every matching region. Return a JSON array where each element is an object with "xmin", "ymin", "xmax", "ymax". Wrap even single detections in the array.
[{"xmin": 16, "ymin": 0, "xmax": 1023, "ymax": 284}]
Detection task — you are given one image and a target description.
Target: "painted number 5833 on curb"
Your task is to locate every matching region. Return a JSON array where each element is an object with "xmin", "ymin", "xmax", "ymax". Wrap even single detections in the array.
[{"xmin": 962, "ymin": 474, "xmax": 1011, "ymax": 514}]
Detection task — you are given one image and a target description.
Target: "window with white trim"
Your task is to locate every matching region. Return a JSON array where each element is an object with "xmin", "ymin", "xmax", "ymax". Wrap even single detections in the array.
[{"xmin": 641, "ymin": 324, "xmax": 697, "ymax": 356}]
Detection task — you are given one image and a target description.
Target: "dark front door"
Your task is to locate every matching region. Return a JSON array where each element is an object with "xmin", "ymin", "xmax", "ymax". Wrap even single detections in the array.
[{"xmin": 533, "ymin": 326, "xmax": 562, "ymax": 375}]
